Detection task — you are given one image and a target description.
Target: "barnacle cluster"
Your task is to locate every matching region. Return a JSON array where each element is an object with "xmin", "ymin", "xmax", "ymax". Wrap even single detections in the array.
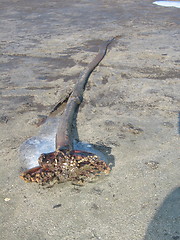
[{"xmin": 20, "ymin": 149, "xmax": 110, "ymax": 185}]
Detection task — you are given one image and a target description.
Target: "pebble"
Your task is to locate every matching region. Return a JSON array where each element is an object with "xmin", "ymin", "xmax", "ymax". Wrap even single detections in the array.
[{"xmin": 4, "ymin": 198, "xmax": 11, "ymax": 202}]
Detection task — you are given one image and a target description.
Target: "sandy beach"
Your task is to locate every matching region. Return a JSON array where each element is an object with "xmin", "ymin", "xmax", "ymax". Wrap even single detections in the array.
[{"xmin": 0, "ymin": 0, "xmax": 179, "ymax": 239}]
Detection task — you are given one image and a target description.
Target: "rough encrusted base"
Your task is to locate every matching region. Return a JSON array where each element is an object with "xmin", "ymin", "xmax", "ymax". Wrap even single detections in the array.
[{"xmin": 20, "ymin": 149, "xmax": 110, "ymax": 185}]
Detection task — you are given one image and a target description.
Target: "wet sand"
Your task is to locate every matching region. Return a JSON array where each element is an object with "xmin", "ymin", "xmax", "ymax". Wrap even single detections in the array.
[{"xmin": 0, "ymin": 0, "xmax": 180, "ymax": 239}]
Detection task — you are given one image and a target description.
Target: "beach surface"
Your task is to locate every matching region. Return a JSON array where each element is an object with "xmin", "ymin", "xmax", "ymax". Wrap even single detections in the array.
[{"xmin": 0, "ymin": 0, "xmax": 179, "ymax": 239}]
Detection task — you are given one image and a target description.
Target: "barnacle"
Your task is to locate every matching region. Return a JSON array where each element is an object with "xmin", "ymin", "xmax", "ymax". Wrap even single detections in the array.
[{"xmin": 20, "ymin": 149, "xmax": 110, "ymax": 185}]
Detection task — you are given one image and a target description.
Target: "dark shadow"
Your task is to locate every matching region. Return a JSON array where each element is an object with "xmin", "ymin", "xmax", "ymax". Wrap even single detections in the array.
[
  {"xmin": 178, "ymin": 112, "xmax": 180, "ymax": 135},
  {"xmin": 92, "ymin": 142, "xmax": 115, "ymax": 168},
  {"xmin": 144, "ymin": 187, "xmax": 180, "ymax": 240}
]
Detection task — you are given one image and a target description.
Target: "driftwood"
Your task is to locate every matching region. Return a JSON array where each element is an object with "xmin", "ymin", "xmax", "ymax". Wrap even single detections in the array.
[{"xmin": 20, "ymin": 37, "xmax": 117, "ymax": 185}]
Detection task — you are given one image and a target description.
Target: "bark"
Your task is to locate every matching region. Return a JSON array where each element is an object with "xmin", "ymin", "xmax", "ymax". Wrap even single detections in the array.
[{"xmin": 56, "ymin": 37, "xmax": 117, "ymax": 150}]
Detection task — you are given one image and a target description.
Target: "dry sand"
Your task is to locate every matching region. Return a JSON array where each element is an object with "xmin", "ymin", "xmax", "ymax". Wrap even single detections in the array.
[{"xmin": 0, "ymin": 0, "xmax": 179, "ymax": 239}]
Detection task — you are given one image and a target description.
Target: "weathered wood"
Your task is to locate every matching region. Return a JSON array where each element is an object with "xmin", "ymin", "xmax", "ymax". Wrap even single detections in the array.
[{"xmin": 56, "ymin": 38, "xmax": 116, "ymax": 150}]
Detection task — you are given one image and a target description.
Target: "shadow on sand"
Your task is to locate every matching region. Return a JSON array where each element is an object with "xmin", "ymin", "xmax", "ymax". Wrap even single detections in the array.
[{"xmin": 144, "ymin": 187, "xmax": 180, "ymax": 240}]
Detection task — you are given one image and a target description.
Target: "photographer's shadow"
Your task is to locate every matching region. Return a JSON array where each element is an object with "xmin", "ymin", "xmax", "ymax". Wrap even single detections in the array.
[{"xmin": 144, "ymin": 187, "xmax": 180, "ymax": 240}]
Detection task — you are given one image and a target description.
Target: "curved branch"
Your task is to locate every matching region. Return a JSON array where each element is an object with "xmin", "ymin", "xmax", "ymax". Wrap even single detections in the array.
[{"xmin": 56, "ymin": 37, "xmax": 117, "ymax": 150}]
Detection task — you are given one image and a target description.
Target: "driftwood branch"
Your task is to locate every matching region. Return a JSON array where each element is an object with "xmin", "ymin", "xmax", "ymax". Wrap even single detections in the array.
[
  {"xmin": 56, "ymin": 37, "xmax": 117, "ymax": 150},
  {"xmin": 20, "ymin": 37, "xmax": 119, "ymax": 185}
]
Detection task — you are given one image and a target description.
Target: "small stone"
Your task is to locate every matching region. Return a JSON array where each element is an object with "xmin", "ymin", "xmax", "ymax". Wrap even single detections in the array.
[
  {"xmin": 0, "ymin": 116, "xmax": 9, "ymax": 123},
  {"xmin": 91, "ymin": 203, "xmax": 99, "ymax": 210},
  {"xmin": 4, "ymin": 198, "xmax": 10, "ymax": 202},
  {"xmin": 122, "ymin": 123, "xmax": 143, "ymax": 134},
  {"xmin": 145, "ymin": 161, "xmax": 159, "ymax": 170},
  {"xmin": 163, "ymin": 122, "xmax": 174, "ymax": 128},
  {"xmin": 53, "ymin": 204, "xmax": 62, "ymax": 209}
]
